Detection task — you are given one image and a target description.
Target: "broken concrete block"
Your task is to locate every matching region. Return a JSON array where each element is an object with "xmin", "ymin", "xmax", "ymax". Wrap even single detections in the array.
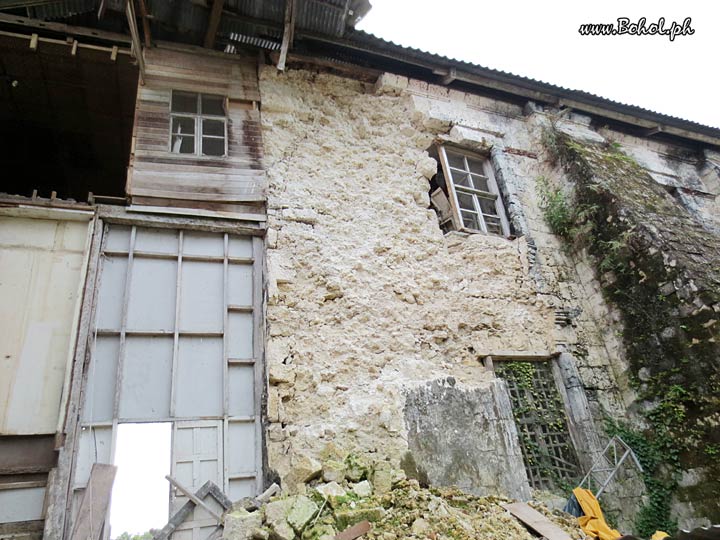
[
  {"xmin": 321, "ymin": 460, "xmax": 345, "ymax": 483},
  {"xmin": 224, "ymin": 508, "xmax": 264, "ymax": 540},
  {"xmin": 350, "ymin": 481, "xmax": 372, "ymax": 498},
  {"xmin": 287, "ymin": 495, "xmax": 319, "ymax": 533},
  {"xmin": 371, "ymin": 462, "xmax": 393, "ymax": 495},
  {"xmin": 334, "ymin": 507, "xmax": 385, "ymax": 530}
]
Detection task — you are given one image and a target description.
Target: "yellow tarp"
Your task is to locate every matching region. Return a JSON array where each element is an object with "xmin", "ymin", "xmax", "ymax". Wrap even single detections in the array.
[{"xmin": 572, "ymin": 487, "xmax": 622, "ymax": 540}]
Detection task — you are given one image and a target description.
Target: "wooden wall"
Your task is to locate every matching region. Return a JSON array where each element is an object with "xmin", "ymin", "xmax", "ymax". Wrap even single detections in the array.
[{"xmin": 127, "ymin": 47, "xmax": 265, "ymax": 220}]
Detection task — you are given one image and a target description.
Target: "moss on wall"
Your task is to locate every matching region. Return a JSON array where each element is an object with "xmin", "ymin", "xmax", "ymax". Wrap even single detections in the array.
[{"xmin": 541, "ymin": 129, "xmax": 720, "ymax": 532}]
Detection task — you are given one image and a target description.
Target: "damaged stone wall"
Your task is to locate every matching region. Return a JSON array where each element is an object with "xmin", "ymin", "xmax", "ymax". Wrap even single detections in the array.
[
  {"xmin": 259, "ymin": 68, "xmax": 554, "ymax": 500},
  {"xmin": 539, "ymin": 126, "xmax": 720, "ymax": 532},
  {"xmin": 258, "ymin": 65, "xmax": 719, "ymax": 531}
]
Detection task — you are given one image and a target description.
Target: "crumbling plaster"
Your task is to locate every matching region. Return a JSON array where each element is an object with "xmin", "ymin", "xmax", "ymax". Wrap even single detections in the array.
[{"xmin": 257, "ymin": 65, "xmax": 718, "ymax": 519}]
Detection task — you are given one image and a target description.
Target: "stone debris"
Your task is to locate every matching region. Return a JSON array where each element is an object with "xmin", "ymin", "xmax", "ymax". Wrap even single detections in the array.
[{"xmin": 222, "ymin": 455, "xmax": 584, "ymax": 540}]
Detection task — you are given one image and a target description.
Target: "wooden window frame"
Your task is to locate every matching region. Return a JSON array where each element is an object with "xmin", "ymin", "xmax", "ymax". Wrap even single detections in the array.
[
  {"xmin": 437, "ymin": 145, "xmax": 510, "ymax": 237},
  {"xmin": 170, "ymin": 91, "xmax": 228, "ymax": 158}
]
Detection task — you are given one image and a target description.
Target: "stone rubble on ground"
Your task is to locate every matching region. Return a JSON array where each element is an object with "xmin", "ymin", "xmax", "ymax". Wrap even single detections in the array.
[{"xmin": 222, "ymin": 454, "xmax": 584, "ymax": 540}]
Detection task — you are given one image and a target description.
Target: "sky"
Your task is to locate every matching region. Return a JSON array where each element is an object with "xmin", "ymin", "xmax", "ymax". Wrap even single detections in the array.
[
  {"xmin": 356, "ymin": 0, "xmax": 720, "ymax": 129},
  {"xmin": 110, "ymin": 423, "xmax": 171, "ymax": 537}
]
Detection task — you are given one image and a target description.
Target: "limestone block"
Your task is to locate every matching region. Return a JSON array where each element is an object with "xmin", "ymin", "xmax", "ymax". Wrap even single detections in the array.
[
  {"xmin": 268, "ymin": 387, "xmax": 281, "ymax": 422},
  {"xmin": 334, "ymin": 507, "xmax": 385, "ymax": 530},
  {"xmin": 315, "ymin": 482, "xmax": 346, "ymax": 499},
  {"xmin": 301, "ymin": 524, "xmax": 336, "ymax": 540},
  {"xmin": 411, "ymin": 518, "xmax": 430, "ymax": 535},
  {"xmin": 224, "ymin": 509, "xmax": 264, "ymax": 540},
  {"xmin": 350, "ymin": 480, "xmax": 372, "ymax": 498},
  {"xmin": 287, "ymin": 495, "xmax": 319, "ymax": 533},
  {"xmin": 269, "ymin": 363, "xmax": 296, "ymax": 385},
  {"xmin": 265, "ymin": 499, "xmax": 294, "ymax": 527},
  {"xmin": 321, "ymin": 460, "xmax": 346, "ymax": 483},
  {"xmin": 374, "ymin": 73, "xmax": 408, "ymax": 96},
  {"xmin": 371, "ymin": 462, "xmax": 393, "ymax": 494},
  {"xmin": 269, "ymin": 521, "xmax": 295, "ymax": 540}
]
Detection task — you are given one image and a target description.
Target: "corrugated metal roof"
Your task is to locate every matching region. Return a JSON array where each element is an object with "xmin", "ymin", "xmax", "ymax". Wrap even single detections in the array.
[
  {"xmin": 7, "ymin": 0, "xmax": 719, "ymax": 141},
  {"xmin": 29, "ymin": 0, "xmax": 95, "ymax": 20}
]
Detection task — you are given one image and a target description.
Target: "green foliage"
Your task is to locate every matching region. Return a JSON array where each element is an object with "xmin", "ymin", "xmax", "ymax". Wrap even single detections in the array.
[
  {"xmin": 604, "ymin": 419, "xmax": 678, "ymax": 536},
  {"xmin": 536, "ymin": 176, "xmax": 574, "ymax": 237},
  {"xmin": 114, "ymin": 530, "xmax": 159, "ymax": 540},
  {"xmin": 536, "ymin": 175, "xmax": 599, "ymax": 242},
  {"xmin": 498, "ymin": 362, "xmax": 579, "ymax": 494}
]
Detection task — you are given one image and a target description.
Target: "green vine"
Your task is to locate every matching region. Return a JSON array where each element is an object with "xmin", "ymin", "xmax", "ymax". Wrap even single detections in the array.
[
  {"xmin": 540, "ymin": 127, "xmax": 720, "ymax": 529},
  {"xmin": 604, "ymin": 418, "xmax": 678, "ymax": 537},
  {"xmin": 498, "ymin": 362, "xmax": 581, "ymax": 494}
]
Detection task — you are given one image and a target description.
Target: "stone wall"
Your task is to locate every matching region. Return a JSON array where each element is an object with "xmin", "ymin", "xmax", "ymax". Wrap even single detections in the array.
[{"xmin": 258, "ymin": 65, "xmax": 720, "ymax": 530}]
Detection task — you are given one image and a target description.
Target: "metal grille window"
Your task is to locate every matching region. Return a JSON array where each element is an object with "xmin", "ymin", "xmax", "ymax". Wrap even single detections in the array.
[
  {"xmin": 170, "ymin": 91, "xmax": 227, "ymax": 157},
  {"xmin": 495, "ymin": 360, "xmax": 581, "ymax": 491},
  {"xmin": 436, "ymin": 146, "xmax": 510, "ymax": 236}
]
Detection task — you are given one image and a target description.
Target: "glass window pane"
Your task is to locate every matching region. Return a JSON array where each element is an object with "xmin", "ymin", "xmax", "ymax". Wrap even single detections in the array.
[
  {"xmin": 202, "ymin": 137, "xmax": 225, "ymax": 156},
  {"xmin": 466, "ymin": 157, "xmax": 485, "ymax": 175},
  {"xmin": 202, "ymin": 94, "xmax": 226, "ymax": 116},
  {"xmin": 202, "ymin": 119, "xmax": 225, "ymax": 137},
  {"xmin": 171, "ymin": 117, "xmax": 195, "ymax": 136},
  {"xmin": 485, "ymin": 216, "xmax": 503, "ymax": 235},
  {"xmin": 478, "ymin": 197, "xmax": 499, "ymax": 216},
  {"xmin": 456, "ymin": 191, "xmax": 476, "ymax": 211},
  {"xmin": 171, "ymin": 92, "xmax": 198, "ymax": 113},
  {"xmin": 461, "ymin": 210, "xmax": 482, "ymax": 231},
  {"xmin": 470, "ymin": 174, "xmax": 490, "ymax": 192},
  {"xmin": 450, "ymin": 170, "xmax": 471, "ymax": 187},
  {"xmin": 172, "ymin": 135, "xmax": 195, "ymax": 154},
  {"xmin": 446, "ymin": 152, "xmax": 465, "ymax": 170}
]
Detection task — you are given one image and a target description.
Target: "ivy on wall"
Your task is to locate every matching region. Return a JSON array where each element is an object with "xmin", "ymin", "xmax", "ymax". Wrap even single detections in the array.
[{"xmin": 539, "ymin": 128, "xmax": 720, "ymax": 533}]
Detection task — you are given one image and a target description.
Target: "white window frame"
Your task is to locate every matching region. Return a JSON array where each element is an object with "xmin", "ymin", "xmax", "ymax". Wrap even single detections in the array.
[
  {"xmin": 437, "ymin": 145, "xmax": 511, "ymax": 237},
  {"xmin": 170, "ymin": 91, "xmax": 228, "ymax": 157}
]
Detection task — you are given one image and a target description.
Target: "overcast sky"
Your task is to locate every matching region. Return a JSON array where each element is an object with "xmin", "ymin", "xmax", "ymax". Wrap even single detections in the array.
[{"xmin": 357, "ymin": 0, "xmax": 720, "ymax": 129}]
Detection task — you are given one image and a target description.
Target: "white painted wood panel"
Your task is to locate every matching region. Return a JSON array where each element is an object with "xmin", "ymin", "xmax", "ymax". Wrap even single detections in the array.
[{"xmin": 0, "ymin": 215, "xmax": 91, "ymax": 434}]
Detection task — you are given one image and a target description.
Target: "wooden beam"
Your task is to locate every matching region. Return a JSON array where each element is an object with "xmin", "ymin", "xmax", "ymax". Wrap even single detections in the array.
[
  {"xmin": 166, "ymin": 475, "xmax": 224, "ymax": 524},
  {"xmin": 137, "ymin": 0, "xmax": 152, "ymax": 48},
  {"xmin": 276, "ymin": 0, "xmax": 294, "ymax": 71},
  {"xmin": 70, "ymin": 464, "xmax": 117, "ymax": 540},
  {"xmin": 502, "ymin": 503, "xmax": 572, "ymax": 540},
  {"xmin": 0, "ymin": 12, "xmax": 131, "ymax": 44},
  {"xmin": 0, "ymin": 0, "xmax": 62, "ymax": 9},
  {"xmin": 203, "ymin": 0, "xmax": 224, "ymax": 49},
  {"xmin": 97, "ymin": 0, "xmax": 107, "ymax": 19},
  {"xmin": 125, "ymin": 0, "xmax": 146, "ymax": 83}
]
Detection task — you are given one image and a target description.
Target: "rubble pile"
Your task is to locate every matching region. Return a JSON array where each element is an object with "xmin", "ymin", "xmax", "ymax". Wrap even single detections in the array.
[{"xmin": 223, "ymin": 454, "xmax": 584, "ymax": 540}]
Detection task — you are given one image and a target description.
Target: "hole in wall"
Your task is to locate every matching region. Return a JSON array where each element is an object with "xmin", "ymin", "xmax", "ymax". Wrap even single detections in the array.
[{"xmin": 109, "ymin": 423, "xmax": 172, "ymax": 539}]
